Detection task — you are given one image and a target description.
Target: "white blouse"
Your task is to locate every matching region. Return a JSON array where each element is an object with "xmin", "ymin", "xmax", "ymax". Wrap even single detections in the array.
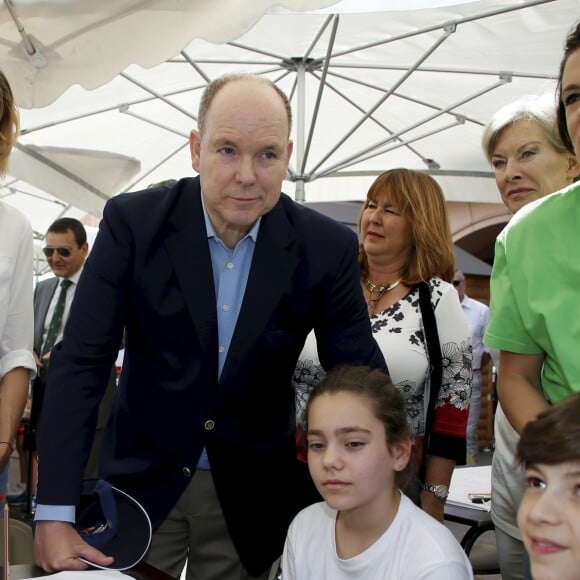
[{"xmin": 0, "ymin": 202, "xmax": 36, "ymax": 380}]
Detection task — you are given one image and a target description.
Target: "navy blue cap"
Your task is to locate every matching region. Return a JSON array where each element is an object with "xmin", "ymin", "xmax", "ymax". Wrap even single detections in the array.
[{"xmin": 75, "ymin": 479, "xmax": 152, "ymax": 571}]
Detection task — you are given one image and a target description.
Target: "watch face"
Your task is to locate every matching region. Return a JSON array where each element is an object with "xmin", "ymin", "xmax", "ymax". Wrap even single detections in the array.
[
  {"xmin": 425, "ymin": 483, "xmax": 449, "ymax": 499},
  {"xmin": 434, "ymin": 486, "xmax": 445, "ymax": 499}
]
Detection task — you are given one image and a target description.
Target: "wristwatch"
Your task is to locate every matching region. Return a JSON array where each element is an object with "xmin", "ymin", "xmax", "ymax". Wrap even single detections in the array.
[{"xmin": 423, "ymin": 483, "xmax": 449, "ymax": 500}]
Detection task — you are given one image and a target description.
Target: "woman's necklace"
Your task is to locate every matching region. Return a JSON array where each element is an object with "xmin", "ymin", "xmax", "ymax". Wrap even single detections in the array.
[{"xmin": 366, "ymin": 278, "xmax": 401, "ymax": 317}]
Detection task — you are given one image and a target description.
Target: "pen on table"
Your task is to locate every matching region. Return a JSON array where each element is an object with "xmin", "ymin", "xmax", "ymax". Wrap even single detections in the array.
[{"xmin": 471, "ymin": 496, "xmax": 491, "ymax": 504}]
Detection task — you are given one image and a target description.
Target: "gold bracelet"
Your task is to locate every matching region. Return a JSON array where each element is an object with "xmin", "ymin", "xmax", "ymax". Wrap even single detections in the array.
[{"xmin": 0, "ymin": 441, "xmax": 13, "ymax": 455}]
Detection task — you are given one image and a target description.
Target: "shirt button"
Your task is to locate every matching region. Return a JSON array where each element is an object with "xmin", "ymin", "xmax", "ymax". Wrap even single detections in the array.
[
  {"xmin": 226, "ymin": 262, "xmax": 234, "ymax": 269},
  {"xmin": 222, "ymin": 304, "xmax": 230, "ymax": 312},
  {"xmin": 218, "ymin": 346, "xmax": 225, "ymax": 353},
  {"xmin": 204, "ymin": 420, "xmax": 215, "ymax": 431},
  {"xmin": 183, "ymin": 467, "xmax": 192, "ymax": 477}
]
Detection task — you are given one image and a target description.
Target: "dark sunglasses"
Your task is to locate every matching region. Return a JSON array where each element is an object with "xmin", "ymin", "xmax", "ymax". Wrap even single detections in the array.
[
  {"xmin": 452, "ymin": 280, "xmax": 462, "ymax": 287},
  {"xmin": 42, "ymin": 246, "xmax": 72, "ymax": 258}
]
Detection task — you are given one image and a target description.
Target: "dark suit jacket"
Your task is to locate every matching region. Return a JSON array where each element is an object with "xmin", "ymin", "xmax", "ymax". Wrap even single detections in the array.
[
  {"xmin": 38, "ymin": 177, "xmax": 386, "ymax": 575},
  {"xmin": 33, "ymin": 271, "xmax": 117, "ymax": 479}
]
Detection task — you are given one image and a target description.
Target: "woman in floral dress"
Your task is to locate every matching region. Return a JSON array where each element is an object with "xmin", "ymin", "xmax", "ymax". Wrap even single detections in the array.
[{"xmin": 293, "ymin": 168, "xmax": 472, "ymax": 522}]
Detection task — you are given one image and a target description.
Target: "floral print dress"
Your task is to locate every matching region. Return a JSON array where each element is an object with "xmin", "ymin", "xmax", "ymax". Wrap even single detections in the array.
[{"xmin": 293, "ymin": 277, "xmax": 472, "ymax": 463}]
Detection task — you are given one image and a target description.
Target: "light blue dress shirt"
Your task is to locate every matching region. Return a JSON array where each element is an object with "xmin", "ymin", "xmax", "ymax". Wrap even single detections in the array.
[{"xmin": 196, "ymin": 195, "xmax": 259, "ymax": 469}]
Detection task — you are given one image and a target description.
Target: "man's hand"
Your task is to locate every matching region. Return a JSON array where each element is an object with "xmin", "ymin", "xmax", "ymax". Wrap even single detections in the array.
[{"xmin": 34, "ymin": 520, "xmax": 115, "ymax": 572}]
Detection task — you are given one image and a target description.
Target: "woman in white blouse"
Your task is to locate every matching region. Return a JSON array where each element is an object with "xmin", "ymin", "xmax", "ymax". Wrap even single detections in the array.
[{"xmin": 0, "ymin": 69, "xmax": 37, "ymax": 504}]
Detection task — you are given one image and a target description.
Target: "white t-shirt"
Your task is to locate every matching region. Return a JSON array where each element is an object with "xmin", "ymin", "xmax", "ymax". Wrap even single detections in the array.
[{"xmin": 281, "ymin": 494, "xmax": 473, "ymax": 580}]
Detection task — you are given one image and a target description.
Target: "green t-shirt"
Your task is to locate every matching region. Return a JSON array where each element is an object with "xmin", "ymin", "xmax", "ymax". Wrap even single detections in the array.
[{"xmin": 484, "ymin": 182, "xmax": 580, "ymax": 404}]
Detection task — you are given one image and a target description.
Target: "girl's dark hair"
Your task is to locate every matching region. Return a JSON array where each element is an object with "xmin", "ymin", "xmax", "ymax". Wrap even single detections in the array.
[
  {"xmin": 306, "ymin": 365, "xmax": 416, "ymax": 491},
  {"xmin": 556, "ymin": 20, "xmax": 580, "ymax": 154},
  {"xmin": 517, "ymin": 392, "xmax": 580, "ymax": 467}
]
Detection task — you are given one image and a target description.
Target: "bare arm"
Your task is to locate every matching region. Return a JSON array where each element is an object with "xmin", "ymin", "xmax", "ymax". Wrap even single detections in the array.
[
  {"xmin": 0, "ymin": 367, "xmax": 29, "ymax": 470},
  {"xmin": 497, "ymin": 350, "xmax": 548, "ymax": 434},
  {"xmin": 421, "ymin": 455, "xmax": 455, "ymax": 522}
]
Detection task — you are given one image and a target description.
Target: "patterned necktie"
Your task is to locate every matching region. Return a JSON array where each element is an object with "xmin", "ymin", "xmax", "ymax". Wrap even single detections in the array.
[{"xmin": 41, "ymin": 278, "xmax": 73, "ymax": 357}]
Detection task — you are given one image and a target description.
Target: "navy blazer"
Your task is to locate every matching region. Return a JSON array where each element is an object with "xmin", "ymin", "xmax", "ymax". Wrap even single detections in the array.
[{"xmin": 38, "ymin": 177, "xmax": 386, "ymax": 575}]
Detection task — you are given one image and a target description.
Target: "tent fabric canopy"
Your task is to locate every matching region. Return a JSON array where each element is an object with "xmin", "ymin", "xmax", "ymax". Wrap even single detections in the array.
[
  {"xmin": 0, "ymin": 0, "xmax": 576, "ymax": 264},
  {"xmin": 1, "ymin": 0, "xmax": 342, "ymax": 108}
]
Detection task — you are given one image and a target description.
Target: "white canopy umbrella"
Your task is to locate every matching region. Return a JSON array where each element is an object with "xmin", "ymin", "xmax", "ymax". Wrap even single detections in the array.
[
  {"xmin": 0, "ymin": 0, "xmax": 576, "ymax": 254},
  {"xmin": 0, "ymin": 0, "xmax": 343, "ymax": 108}
]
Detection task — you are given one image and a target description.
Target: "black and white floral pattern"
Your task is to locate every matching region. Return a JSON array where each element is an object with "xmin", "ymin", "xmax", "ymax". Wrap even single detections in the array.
[
  {"xmin": 292, "ymin": 278, "xmax": 472, "ymax": 441},
  {"xmin": 370, "ymin": 278, "xmax": 472, "ymax": 437}
]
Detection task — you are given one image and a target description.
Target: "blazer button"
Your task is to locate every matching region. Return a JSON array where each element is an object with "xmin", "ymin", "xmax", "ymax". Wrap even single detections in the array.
[
  {"xmin": 204, "ymin": 420, "xmax": 215, "ymax": 431},
  {"xmin": 183, "ymin": 467, "xmax": 192, "ymax": 477}
]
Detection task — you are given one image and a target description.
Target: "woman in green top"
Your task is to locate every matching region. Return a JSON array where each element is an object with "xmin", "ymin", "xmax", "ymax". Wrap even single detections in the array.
[
  {"xmin": 481, "ymin": 91, "xmax": 579, "ymax": 580},
  {"xmin": 485, "ymin": 20, "xmax": 580, "ymax": 435}
]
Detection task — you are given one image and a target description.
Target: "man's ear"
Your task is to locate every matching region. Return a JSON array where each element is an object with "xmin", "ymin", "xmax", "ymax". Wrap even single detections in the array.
[{"xmin": 190, "ymin": 130, "xmax": 201, "ymax": 173}]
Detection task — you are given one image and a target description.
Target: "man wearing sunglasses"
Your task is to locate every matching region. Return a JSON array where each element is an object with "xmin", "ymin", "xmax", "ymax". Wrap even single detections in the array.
[
  {"xmin": 453, "ymin": 270, "xmax": 491, "ymax": 465},
  {"xmin": 24, "ymin": 218, "xmax": 117, "ymax": 510}
]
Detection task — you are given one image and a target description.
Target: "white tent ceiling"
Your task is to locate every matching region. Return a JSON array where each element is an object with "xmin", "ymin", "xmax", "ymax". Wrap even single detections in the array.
[{"xmin": 0, "ymin": 0, "xmax": 577, "ymax": 274}]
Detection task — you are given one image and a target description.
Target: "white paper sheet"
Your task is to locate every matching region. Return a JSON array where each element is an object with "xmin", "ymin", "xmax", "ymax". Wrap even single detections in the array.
[{"xmin": 447, "ymin": 465, "xmax": 492, "ymax": 512}]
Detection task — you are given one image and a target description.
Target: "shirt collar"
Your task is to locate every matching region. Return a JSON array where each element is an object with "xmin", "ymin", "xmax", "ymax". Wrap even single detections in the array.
[{"xmin": 61, "ymin": 264, "xmax": 84, "ymax": 286}]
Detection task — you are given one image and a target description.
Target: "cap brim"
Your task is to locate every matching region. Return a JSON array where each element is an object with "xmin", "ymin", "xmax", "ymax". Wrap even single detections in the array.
[{"xmin": 77, "ymin": 482, "xmax": 152, "ymax": 571}]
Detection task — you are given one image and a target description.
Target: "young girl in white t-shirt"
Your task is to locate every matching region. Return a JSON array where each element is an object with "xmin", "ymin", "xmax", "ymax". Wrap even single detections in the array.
[{"xmin": 281, "ymin": 365, "xmax": 473, "ymax": 580}]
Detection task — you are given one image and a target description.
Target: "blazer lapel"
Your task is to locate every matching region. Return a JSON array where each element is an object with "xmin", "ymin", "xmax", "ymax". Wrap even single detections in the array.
[
  {"xmin": 164, "ymin": 181, "xmax": 218, "ymax": 369},
  {"xmin": 221, "ymin": 201, "xmax": 298, "ymax": 381}
]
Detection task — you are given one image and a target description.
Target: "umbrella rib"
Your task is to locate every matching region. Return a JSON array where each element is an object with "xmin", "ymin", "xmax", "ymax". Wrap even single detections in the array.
[
  {"xmin": 300, "ymin": 14, "xmax": 339, "ymax": 175},
  {"xmin": 324, "ymin": 69, "xmax": 485, "ymax": 127},
  {"xmin": 4, "ymin": 0, "xmax": 46, "ymax": 64},
  {"xmin": 180, "ymin": 50, "xmax": 211, "ymax": 83},
  {"xmin": 21, "ymin": 85, "xmax": 201, "ymax": 136},
  {"xmin": 328, "ymin": 0, "xmax": 556, "ymax": 60},
  {"xmin": 327, "ymin": 62, "xmax": 556, "ymax": 80},
  {"xmin": 121, "ymin": 110, "xmax": 190, "ymax": 139},
  {"xmin": 309, "ymin": 24, "xmax": 454, "ymax": 175},
  {"xmin": 309, "ymin": 72, "xmax": 424, "ymax": 163},
  {"xmin": 0, "ymin": 182, "xmax": 68, "ymax": 209},
  {"xmin": 303, "ymin": 14, "xmax": 336, "ymax": 60},
  {"xmin": 313, "ymin": 120, "xmax": 461, "ymax": 179},
  {"xmin": 119, "ymin": 72, "xmax": 197, "ymax": 121},
  {"xmin": 122, "ymin": 142, "xmax": 189, "ymax": 193},
  {"xmin": 312, "ymin": 77, "xmax": 507, "ymax": 177}
]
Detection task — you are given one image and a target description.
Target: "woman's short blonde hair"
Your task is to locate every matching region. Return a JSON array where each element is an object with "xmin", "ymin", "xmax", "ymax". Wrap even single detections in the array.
[
  {"xmin": 358, "ymin": 168, "xmax": 455, "ymax": 285},
  {"xmin": 481, "ymin": 93, "xmax": 566, "ymax": 163},
  {"xmin": 0, "ymin": 69, "xmax": 18, "ymax": 175}
]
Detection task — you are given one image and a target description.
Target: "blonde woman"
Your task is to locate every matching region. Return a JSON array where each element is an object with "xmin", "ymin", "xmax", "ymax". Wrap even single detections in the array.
[{"xmin": 0, "ymin": 69, "xmax": 36, "ymax": 505}]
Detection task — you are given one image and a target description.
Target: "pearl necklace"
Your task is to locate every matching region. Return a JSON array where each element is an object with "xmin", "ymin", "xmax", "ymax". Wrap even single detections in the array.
[{"xmin": 366, "ymin": 278, "xmax": 401, "ymax": 316}]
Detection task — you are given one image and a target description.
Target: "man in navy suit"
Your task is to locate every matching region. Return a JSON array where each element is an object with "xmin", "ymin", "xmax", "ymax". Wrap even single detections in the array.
[{"xmin": 34, "ymin": 74, "xmax": 386, "ymax": 580}]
